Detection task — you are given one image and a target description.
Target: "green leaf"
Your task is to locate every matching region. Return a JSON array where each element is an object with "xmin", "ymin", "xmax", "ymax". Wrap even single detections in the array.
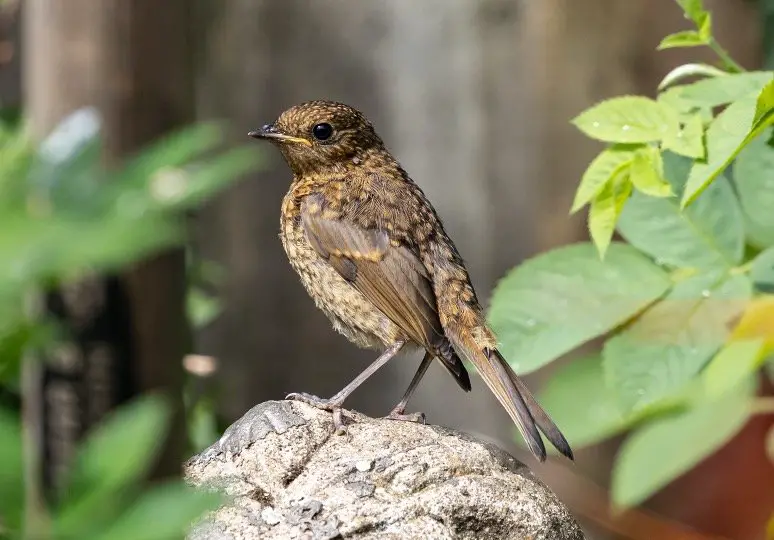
[
  {"xmin": 188, "ymin": 399, "xmax": 220, "ymax": 454},
  {"xmin": 630, "ymin": 148, "xmax": 672, "ymax": 197},
  {"xmin": 618, "ymin": 152, "xmax": 744, "ymax": 269},
  {"xmin": 672, "ymin": 72, "xmax": 774, "ymax": 109},
  {"xmin": 702, "ymin": 339, "xmax": 766, "ymax": 398},
  {"xmin": 697, "ymin": 12, "xmax": 713, "ymax": 41},
  {"xmin": 611, "ymin": 378, "xmax": 753, "ymax": 508},
  {"xmin": 0, "ymin": 129, "xmax": 35, "ymax": 212},
  {"xmin": 729, "ymin": 296, "xmax": 774, "ymax": 354},
  {"xmin": 681, "ymin": 91, "xmax": 758, "ymax": 206},
  {"xmin": 571, "ymin": 146, "xmax": 637, "ymax": 213},
  {"xmin": 116, "ymin": 122, "xmax": 225, "ymax": 189},
  {"xmin": 735, "ymin": 129, "xmax": 774, "ymax": 248},
  {"xmin": 539, "ymin": 355, "xmax": 632, "ymax": 449},
  {"xmin": 151, "ymin": 147, "xmax": 262, "ymax": 211},
  {"xmin": 603, "ymin": 271, "xmax": 752, "ymax": 413},
  {"xmin": 93, "ymin": 482, "xmax": 222, "ymax": 540},
  {"xmin": 588, "ymin": 170, "xmax": 632, "ymax": 258},
  {"xmin": 658, "ymin": 87, "xmax": 695, "ymax": 117},
  {"xmin": 752, "ymin": 79, "xmax": 774, "ymax": 130},
  {"xmin": 26, "ymin": 109, "xmax": 105, "ymax": 217},
  {"xmin": 662, "ymin": 114, "xmax": 705, "ymax": 159},
  {"xmin": 187, "ymin": 288, "xmax": 223, "ymax": 329},
  {"xmin": 0, "ymin": 106, "xmax": 22, "ymax": 126},
  {"xmin": 677, "ymin": 0, "xmax": 708, "ymax": 26},
  {"xmin": 751, "ymin": 247, "xmax": 774, "ymax": 293},
  {"xmin": 54, "ymin": 489, "xmax": 128, "ymax": 539},
  {"xmin": 488, "ymin": 243, "xmax": 671, "ymax": 374},
  {"xmin": 658, "ymin": 63, "xmax": 728, "ymax": 91},
  {"xmin": 0, "ymin": 317, "xmax": 58, "ymax": 384},
  {"xmin": 64, "ymin": 395, "xmax": 171, "ymax": 503},
  {"xmin": 572, "ymin": 97, "xmax": 679, "ymax": 144},
  {"xmin": 657, "ymin": 31, "xmax": 707, "ymax": 50},
  {"xmin": 657, "ymin": 87, "xmax": 702, "ymax": 119},
  {"xmin": 58, "ymin": 216, "xmax": 183, "ymax": 275},
  {"xmin": 0, "ymin": 407, "xmax": 23, "ymax": 531},
  {"xmin": 682, "ymin": 82, "xmax": 774, "ymax": 206},
  {"xmin": 0, "ymin": 213, "xmax": 184, "ymax": 289}
]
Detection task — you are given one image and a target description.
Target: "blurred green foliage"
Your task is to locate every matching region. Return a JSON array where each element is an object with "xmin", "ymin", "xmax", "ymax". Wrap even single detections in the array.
[
  {"xmin": 0, "ymin": 108, "xmax": 261, "ymax": 539},
  {"xmin": 489, "ymin": 0, "xmax": 774, "ymax": 510},
  {"xmin": 51, "ymin": 395, "xmax": 221, "ymax": 540}
]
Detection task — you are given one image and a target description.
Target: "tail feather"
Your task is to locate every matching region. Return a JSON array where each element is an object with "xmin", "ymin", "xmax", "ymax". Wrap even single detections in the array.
[
  {"xmin": 447, "ymin": 330, "xmax": 573, "ymax": 462},
  {"xmin": 437, "ymin": 338, "xmax": 472, "ymax": 392},
  {"xmin": 499, "ymin": 351, "xmax": 574, "ymax": 461}
]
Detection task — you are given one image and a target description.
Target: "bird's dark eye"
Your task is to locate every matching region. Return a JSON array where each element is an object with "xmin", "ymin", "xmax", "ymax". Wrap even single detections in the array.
[{"xmin": 312, "ymin": 122, "xmax": 334, "ymax": 141}]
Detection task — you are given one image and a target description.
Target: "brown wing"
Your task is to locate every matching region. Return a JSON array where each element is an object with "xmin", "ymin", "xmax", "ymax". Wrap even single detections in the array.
[
  {"xmin": 302, "ymin": 194, "xmax": 471, "ymax": 392},
  {"xmin": 301, "ymin": 195, "xmax": 444, "ymax": 350}
]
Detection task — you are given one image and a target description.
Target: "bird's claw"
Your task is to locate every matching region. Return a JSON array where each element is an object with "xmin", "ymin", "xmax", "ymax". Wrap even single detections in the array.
[
  {"xmin": 285, "ymin": 392, "xmax": 348, "ymax": 433},
  {"xmin": 384, "ymin": 409, "xmax": 426, "ymax": 424},
  {"xmin": 332, "ymin": 408, "xmax": 347, "ymax": 435},
  {"xmin": 285, "ymin": 392, "xmax": 337, "ymax": 410}
]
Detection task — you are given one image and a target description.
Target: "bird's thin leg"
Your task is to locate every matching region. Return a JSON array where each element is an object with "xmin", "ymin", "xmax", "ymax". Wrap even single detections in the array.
[
  {"xmin": 286, "ymin": 341, "xmax": 405, "ymax": 432},
  {"xmin": 384, "ymin": 351, "xmax": 432, "ymax": 424}
]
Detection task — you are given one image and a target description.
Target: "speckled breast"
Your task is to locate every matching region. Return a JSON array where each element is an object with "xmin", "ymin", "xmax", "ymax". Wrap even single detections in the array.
[{"xmin": 279, "ymin": 192, "xmax": 400, "ymax": 350}]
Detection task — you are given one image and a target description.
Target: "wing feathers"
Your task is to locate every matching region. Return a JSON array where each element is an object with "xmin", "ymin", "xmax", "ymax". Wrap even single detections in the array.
[
  {"xmin": 301, "ymin": 200, "xmax": 443, "ymax": 349},
  {"xmin": 300, "ymin": 195, "xmax": 471, "ymax": 393}
]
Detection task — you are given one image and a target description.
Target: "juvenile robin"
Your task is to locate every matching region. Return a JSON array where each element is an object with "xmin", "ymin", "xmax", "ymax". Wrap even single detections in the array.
[{"xmin": 249, "ymin": 100, "xmax": 572, "ymax": 462}]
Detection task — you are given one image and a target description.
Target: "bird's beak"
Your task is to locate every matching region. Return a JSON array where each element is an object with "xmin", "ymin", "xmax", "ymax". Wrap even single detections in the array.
[{"xmin": 248, "ymin": 124, "xmax": 312, "ymax": 146}]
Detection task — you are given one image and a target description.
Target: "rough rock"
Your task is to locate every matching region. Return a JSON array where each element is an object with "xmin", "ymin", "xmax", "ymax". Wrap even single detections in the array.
[{"xmin": 185, "ymin": 400, "xmax": 586, "ymax": 540}]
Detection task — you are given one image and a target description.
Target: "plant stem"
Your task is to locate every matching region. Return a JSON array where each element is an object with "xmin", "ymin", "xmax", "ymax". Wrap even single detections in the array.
[
  {"xmin": 21, "ymin": 290, "xmax": 50, "ymax": 540},
  {"xmin": 21, "ymin": 356, "xmax": 50, "ymax": 540},
  {"xmin": 731, "ymin": 261, "xmax": 754, "ymax": 275},
  {"xmin": 708, "ymin": 37, "xmax": 746, "ymax": 73}
]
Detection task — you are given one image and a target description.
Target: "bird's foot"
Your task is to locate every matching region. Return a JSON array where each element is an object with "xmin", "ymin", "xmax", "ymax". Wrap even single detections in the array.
[
  {"xmin": 285, "ymin": 392, "xmax": 348, "ymax": 434},
  {"xmin": 285, "ymin": 392, "xmax": 339, "ymax": 410},
  {"xmin": 383, "ymin": 408, "xmax": 426, "ymax": 424}
]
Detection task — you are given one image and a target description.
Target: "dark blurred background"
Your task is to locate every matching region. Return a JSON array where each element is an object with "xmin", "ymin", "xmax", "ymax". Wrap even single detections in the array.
[{"xmin": 3, "ymin": 1, "xmax": 770, "ymax": 539}]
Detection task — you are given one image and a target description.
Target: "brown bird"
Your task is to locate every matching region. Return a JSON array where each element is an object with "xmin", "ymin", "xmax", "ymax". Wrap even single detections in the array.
[{"xmin": 249, "ymin": 100, "xmax": 572, "ymax": 462}]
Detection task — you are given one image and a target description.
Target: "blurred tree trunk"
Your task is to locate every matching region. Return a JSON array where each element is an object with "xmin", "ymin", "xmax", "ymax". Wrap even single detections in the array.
[
  {"xmin": 23, "ymin": 0, "xmax": 193, "ymax": 491},
  {"xmin": 0, "ymin": 0, "xmax": 21, "ymax": 117}
]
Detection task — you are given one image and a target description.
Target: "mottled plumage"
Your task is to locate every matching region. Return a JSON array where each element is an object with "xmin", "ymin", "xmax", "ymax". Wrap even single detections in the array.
[{"xmin": 249, "ymin": 100, "xmax": 572, "ymax": 462}]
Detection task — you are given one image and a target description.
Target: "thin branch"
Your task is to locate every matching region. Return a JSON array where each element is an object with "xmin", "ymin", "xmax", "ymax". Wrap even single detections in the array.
[{"xmin": 708, "ymin": 37, "xmax": 746, "ymax": 73}]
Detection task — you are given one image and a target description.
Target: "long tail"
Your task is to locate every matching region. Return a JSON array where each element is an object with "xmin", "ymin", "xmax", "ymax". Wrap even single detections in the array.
[
  {"xmin": 447, "ymin": 330, "xmax": 573, "ymax": 462},
  {"xmin": 437, "ymin": 338, "xmax": 472, "ymax": 392}
]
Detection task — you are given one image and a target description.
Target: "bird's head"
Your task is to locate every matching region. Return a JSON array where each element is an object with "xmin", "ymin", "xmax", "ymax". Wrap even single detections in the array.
[{"xmin": 249, "ymin": 100, "xmax": 385, "ymax": 175}]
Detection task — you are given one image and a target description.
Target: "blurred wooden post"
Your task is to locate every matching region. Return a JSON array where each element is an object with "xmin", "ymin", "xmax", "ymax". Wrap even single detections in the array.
[
  {"xmin": 0, "ymin": 0, "xmax": 21, "ymax": 117},
  {"xmin": 23, "ymin": 0, "xmax": 193, "ymax": 492}
]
